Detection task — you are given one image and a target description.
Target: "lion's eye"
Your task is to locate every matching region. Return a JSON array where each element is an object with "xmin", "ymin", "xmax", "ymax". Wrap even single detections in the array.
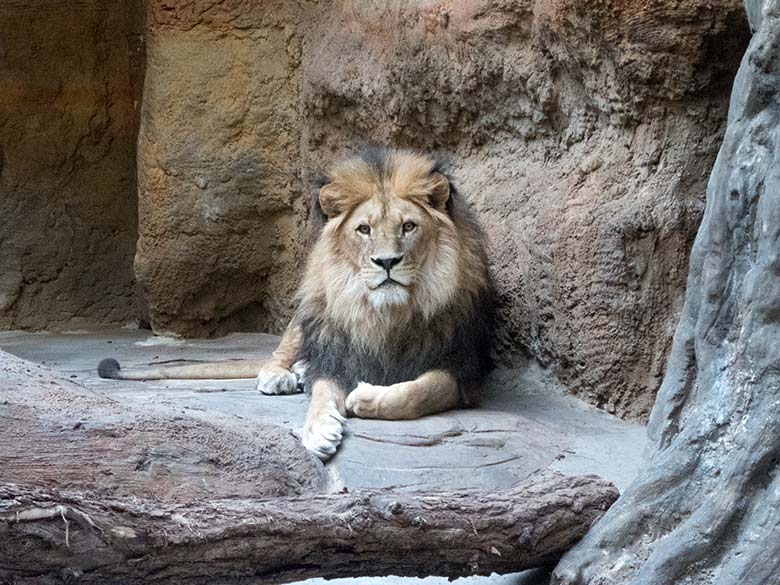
[
  {"xmin": 402, "ymin": 221, "xmax": 417, "ymax": 234},
  {"xmin": 356, "ymin": 224, "xmax": 371, "ymax": 235}
]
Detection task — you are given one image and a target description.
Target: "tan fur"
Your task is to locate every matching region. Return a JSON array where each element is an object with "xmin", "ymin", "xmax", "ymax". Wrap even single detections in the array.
[
  {"xmin": 96, "ymin": 358, "xmax": 268, "ymax": 381},
  {"xmin": 97, "ymin": 319, "xmax": 300, "ymax": 383},
  {"xmin": 300, "ymin": 151, "xmax": 486, "ymax": 352},
  {"xmin": 303, "ymin": 379, "xmax": 348, "ymax": 460},
  {"xmin": 346, "ymin": 370, "xmax": 460, "ymax": 420}
]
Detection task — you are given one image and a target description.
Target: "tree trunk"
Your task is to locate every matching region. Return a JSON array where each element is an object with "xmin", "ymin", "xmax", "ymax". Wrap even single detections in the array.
[
  {"xmin": 553, "ymin": 2, "xmax": 780, "ymax": 584},
  {"xmin": 0, "ymin": 475, "xmax": 616, "ymax": 585},
  {"xmin": 0, "ymin": 351, "xmax": 618, "ymax": 583}
]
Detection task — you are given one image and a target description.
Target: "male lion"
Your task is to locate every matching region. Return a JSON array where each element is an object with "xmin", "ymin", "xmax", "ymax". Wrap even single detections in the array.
[{"xmin": 98, "ymin": 148, "xmax": 495, "ymax": 459}]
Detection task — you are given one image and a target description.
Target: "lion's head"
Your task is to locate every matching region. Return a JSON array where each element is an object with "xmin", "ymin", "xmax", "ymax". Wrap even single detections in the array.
[{"xmin": 302, "ymin": 148, "xmax": 487, "ymax": 329}]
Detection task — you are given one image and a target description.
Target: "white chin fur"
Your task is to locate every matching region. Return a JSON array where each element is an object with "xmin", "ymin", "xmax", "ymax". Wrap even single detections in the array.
[{"xmin": 368, "ymin": 285, "xmax": 410, "ymax": 309}]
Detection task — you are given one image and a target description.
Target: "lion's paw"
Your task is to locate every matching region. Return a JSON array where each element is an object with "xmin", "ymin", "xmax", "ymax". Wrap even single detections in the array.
[
  {"xmin": 290, "ymin": 360, "xmax": 307, "ymax": 384},
  {"xmin": 302, "ymin": 404, "xmax": 347, "ymax": 461},
  {"xmin": 256, "ymin": 365, "xmax": 301, "ymax": 395},
  {"xmin": 346, "ymin": 382, "xmax": 388, "ymax": 419}
]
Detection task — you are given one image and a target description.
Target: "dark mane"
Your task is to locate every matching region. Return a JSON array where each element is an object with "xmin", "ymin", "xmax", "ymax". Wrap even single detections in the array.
[{"xmin": 298, "ymin": 282, "xmax": 494, "ymax": 406}]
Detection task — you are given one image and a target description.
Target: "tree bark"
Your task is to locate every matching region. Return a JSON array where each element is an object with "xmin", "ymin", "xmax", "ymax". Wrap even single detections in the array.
[
  {"xmin": 553, "ymin": 2, "xmax": 780, "ymax": 584},
  {"xmin": 0, "ymin": 474, "xmax": 617, "ymax": 584},
  {"xmin": 0, "ymin": 351, "xmax": 618, "ymax": 583},
  {"xmin": 0, "ymin": 350, "xmax": 326, "ymax": 502}
]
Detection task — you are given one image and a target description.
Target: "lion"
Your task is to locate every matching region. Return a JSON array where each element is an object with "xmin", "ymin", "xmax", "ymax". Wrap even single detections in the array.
[{"xmin": 98, "ymin": 148, "xmax": 495, "ymax": 460}]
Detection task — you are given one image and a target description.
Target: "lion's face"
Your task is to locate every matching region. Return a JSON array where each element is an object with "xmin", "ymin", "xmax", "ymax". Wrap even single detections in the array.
[
  {"xmin": 345, "ymin": 195, "xmax": 438, "ymax": 308},
  {"xmin": 315, "ymin": 150, "xmax": 459, "ymax": 313}
]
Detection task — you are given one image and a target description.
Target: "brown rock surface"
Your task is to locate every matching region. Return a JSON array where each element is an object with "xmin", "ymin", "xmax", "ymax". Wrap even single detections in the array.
[
  {"xmin": 299, "ymin": 0, "xmax": 749, "ymax": 419},
  {"xmin": 0, "ymin": 0, "xmax": 143, "ymax": 330},
  {"xmin": 136, "ymin": 0, "xmax": 748, "ymax": 419},
  {"xmin": 135, "ymin": 1, "xmax": 309, "ymax": 337},
  {"xmin": 11, "ymin": 0, "xmax": 749, "ymax": 419}
]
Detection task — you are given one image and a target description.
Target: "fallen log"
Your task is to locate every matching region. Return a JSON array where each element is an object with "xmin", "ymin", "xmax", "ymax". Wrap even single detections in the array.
[
  {"xmin": 0, "ymin": 349, "xmax": 326, "ymax": 501},
  {"xmin": 0, "ymin": 350, "xmax": 618, "ymax": 583},
  {"xmin": 0, "ymin": 473, "xmax": 617, "ymax": 584}
]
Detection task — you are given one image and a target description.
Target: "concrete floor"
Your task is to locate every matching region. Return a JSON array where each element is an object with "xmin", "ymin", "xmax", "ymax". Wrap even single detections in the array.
[{"xmin": 0, "ymin": 328, "xmax": 647, "ymax": 584}]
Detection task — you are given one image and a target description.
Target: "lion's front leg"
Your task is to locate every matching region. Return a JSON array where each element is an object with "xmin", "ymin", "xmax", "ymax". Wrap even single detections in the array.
[
  {"xmin": 256, "ymin": 320, "xmax": 304, "ymax": 395},
  {"xmin": 302, "ymin": 379, "xmax": 348, "ymax": 460},
  {"xmin": 346, "ymin": 370, "xmax": 460, "ymax": 420}
]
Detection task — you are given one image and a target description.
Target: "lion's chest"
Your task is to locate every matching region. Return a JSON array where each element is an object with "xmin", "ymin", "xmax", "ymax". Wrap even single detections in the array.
[{"xmin": 298, "ymin": 318, "xmax": 446, "ymax": 390}]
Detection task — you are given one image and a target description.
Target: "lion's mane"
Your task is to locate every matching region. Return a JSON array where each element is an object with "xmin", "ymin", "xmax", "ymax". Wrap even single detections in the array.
[{"xmin": 295, "ymin": 148, "xmax": 495, "ymax": 405}]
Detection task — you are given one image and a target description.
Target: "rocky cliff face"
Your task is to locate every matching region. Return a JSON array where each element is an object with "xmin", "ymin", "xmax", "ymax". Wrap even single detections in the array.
[
  {"xmin": 2, "ymin": 0, "xmax": 750, "ymax": 419},
  {"xmin": 0, "ymin": 0, "xmax": 144, "ymax": 329},
  {"xmin": 134, "ymin": 1, "xmax": 309, "ymax": 337},
  {"xmin": 137, "ymin": 0, "xmax": 748, "ymax": 419}
]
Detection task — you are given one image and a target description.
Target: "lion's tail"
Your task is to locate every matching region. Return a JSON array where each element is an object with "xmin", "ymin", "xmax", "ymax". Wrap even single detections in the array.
[{"xmin": 96, "ymin": 358, "xmax": 266, "ymax": 381}]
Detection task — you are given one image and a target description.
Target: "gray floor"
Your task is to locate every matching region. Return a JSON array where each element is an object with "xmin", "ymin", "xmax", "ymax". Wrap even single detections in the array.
[{"xmin": 0, "ymin": 328, "xmax": 647, "ymax": 584}]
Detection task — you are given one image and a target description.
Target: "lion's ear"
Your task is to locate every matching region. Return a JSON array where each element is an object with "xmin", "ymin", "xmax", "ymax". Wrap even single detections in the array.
[
  {"xmin": 319, "ymin": 183, "xmax": 342, "ymax": 218},
  {"xmin": 429, "ymin": 172, "xmax": 450, "ymax": 211}
]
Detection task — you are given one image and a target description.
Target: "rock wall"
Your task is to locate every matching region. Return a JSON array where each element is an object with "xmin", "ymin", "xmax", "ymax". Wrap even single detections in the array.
[
  {"xmin": 554, "ymin": 1, "xmax": 780, "ymax": 581},
  {"xmin": 136, "ymin": 0, "xmax": 747, "ymax": 418},
  {"xmin": 137, "ymin": 0, "xmax": 747, "ymax": 419},
  {"xmin": 134, "ymin": 1, "xmax": 309, "ymax": 337},
  {"xmin": 4, "ymin": 0, "xmax": 750, "ymax": 419},
  {"xmin": 0, "ymin": 0, "xmax": 144, "ymax": 329},
  {"xmin": 299, "ymin": 0, "xmax": 748, "ymax": 419}
]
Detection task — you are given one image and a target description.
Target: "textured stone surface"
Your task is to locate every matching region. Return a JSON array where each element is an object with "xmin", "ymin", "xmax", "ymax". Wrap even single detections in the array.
[
  {"xmin": 0, "ymin": 347, "xmax": 325, "ymax": 499},
  {"xmin": 0, "ymin": 329, "xmax": 645, "ymax": 495},
  {"xmin": 136, "ymin": 0, "xmax": 748, "ymax": 420},
  {"xmin": 5, "ymin": 0, "xmax": 750, "ymax": 421},
  {"xmin": 300, "ymin": 0, "xmax": 749, "ymax": 421},
  {"xmin": 135, "ymin": 1, "xmax": 309, "ymax": 337},
  {"xmin": 553, "ymin": 1, "xmax": 780, "ymax": 582},
  {"xmin": 1, "ymin": 328, "xmax": 644, "ymax": 584},
  {"xmin": 0, "ymin": 0, "xmax": 143, "ymax": 330}
]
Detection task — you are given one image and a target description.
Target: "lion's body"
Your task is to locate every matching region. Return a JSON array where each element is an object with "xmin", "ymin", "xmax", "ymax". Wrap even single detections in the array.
[
  {"xmin": 295, "ymin": 154, "xmax": 494, "ymax": 405},
  {"xmin": 98, "ymin": 148, "xmax": 495, "ymax": 459}
]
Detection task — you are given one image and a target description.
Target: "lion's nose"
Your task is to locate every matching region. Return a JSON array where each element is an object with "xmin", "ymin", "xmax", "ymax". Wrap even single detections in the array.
[{"xmin": 371, "ymin": 255, "xmax": 403, "ymax": 271}]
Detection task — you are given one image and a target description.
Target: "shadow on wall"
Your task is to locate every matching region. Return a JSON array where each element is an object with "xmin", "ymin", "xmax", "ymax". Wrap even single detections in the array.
[
  {"xmin": 0, "ymin": 0, "xmax": 145, "ymax": 330},
  {"xmin": 0, "ymin": 0, "xmax": 750, "ymax": 421}
]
